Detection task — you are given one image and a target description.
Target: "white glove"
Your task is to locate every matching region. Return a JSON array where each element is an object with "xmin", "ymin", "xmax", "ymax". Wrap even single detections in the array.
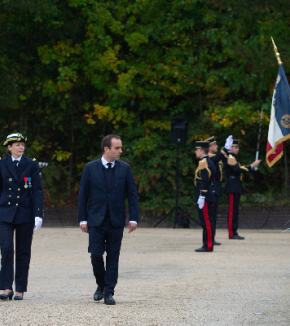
[
  {"xmin": 197, "ymin": 196, "xmax": 205, "ymax": 209},
  {"xmin": 225, "ymin": 135, "xmax": 233, "ymax": 150},
  {"xmin": 35, "ymin": 217, "xmax": 43, "ymax": 231}
]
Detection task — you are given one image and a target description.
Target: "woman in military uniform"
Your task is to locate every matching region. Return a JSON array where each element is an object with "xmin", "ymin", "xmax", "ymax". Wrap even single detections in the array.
[{"xmin": 0, "ymin": 133, "xmax": 44, "ymax": 300}]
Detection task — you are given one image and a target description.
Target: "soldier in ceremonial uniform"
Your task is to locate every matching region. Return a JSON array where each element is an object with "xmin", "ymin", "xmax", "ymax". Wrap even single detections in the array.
[
  {"xmin": 194, "ymin": 141, "xmax": 216, "ymax": 252},
  {"xmin": 224, "ymin": 139, "xmax": 260, "ymax": 240},
  {"xmin": 206, "ymin": 136, "xmax": 233, "ymax": 245},
  {"xmin": 0, "ymin": 133, "xmax": 44, "ymax": 301}
]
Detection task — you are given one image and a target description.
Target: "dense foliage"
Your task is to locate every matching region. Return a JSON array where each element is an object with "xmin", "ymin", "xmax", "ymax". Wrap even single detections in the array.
[{"xmin": 1, "ymin": 0, "xmax": 290, "ymax": 213}]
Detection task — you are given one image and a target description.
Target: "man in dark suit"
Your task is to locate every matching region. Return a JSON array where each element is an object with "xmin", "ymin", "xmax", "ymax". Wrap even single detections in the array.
[{"xmin": 78, "ymin": 134, "xmax": 139, "ymax": 305}]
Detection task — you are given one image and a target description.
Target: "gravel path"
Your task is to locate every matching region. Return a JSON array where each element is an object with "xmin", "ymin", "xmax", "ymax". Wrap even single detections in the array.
[{"xmin": 0, "ymin": 228, "xmax": 290, "ymax": 325}]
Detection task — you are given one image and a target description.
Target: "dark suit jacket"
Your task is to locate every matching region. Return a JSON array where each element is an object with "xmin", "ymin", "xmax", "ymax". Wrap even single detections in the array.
[
  {"xmin": 0, "ymin": 155, "xmax": 44, "ymax": 224},
  {"xmin": 78, "ymin": 158, "xmax": 139, "ymax": 227}
]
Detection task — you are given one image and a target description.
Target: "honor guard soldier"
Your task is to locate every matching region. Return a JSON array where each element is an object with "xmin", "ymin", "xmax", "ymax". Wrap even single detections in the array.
[
  {"xmin": 194, "ymin": 140, "xmax": 216, "ymax": 252},
  {"xmin": 0, "ymin": 133, "xmax": 44, "ymax": 301},
  {"xmin": 224, "ymin": 138, "xmax": 260, "ymax": 240},
  {"xmin": 206, "ymin": 136, "xmax": 232, "ymax": 245}
]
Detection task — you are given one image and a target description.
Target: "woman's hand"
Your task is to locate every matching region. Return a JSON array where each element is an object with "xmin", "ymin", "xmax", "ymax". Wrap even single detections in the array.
[{"xmin": 35, "ymin": 217, "xmax": 43, "ymax": 230}]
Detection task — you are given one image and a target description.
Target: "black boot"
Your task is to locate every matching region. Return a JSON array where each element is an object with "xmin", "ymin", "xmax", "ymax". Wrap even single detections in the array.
[
  {"xmin": 229, "ymin": 234, "xmax": 245, "ymax": 240},
  {"xmin": 104, "ymin": 293, "xmax": 116, "ymax": 305},
  {"xmin": 94, "ymin": 285, "xmax": 104, "ymax": 301}
]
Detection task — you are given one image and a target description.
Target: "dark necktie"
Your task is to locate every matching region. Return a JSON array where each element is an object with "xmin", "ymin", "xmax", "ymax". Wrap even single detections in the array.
[
  {"xmin": 107, "ymin": 163, "xmax": 112, "ymax": 169},
  {"xmin": 14, "ymin": 160, "xmax": 19, "ymax": 169}
]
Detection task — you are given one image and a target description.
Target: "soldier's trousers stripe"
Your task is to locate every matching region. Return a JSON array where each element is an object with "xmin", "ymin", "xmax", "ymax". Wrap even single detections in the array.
[
  {"xmin": 228, "ymin": 193, "xmax": 234, "ymax": 238},
  {"xmin": 203, "ymin": 202, "xmax": 212, "ymax": 251}
]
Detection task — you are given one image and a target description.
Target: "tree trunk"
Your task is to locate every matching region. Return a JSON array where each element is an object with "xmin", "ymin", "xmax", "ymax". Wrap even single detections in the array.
[
  {"xmin": 284, "ymin": 142, "xmax": 288, "ymax": 191},
  {"xmin": 68, "ymin": 110, "xmax": 74, "ymax": 193},
  {"xmin": 199, "ymin": 87, "xmax": 204, "ymax": 136}
]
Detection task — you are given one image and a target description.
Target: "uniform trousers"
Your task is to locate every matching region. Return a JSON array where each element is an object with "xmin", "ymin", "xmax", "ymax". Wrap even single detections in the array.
[
  {"xmin": 227, "ymin": 193, "xmax": 241, "ymax": 238},
  {"xmin": 0, "ymin": 221, "xmax": 34, "ymax": 292},
  {"xmin": 197, "ymin": 201, "xmax": 214, "ymax": 251},
  {"xmin": 89, "ymin": 215, "xmax": 124, "ymax": 296},
  {"xmin": 212, "ymin": 195, "xmax": 220, "ymax": 240}
]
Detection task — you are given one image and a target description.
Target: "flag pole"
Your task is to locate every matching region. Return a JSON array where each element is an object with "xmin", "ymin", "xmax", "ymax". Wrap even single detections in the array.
[
  {"xmin": 271, "ymin": 37, "xmax": 282, "ymax": 65},
  {"xmin": 271, "ymin": 37, "xmax": 288, "ymax": 187},
  {"xmin": 254, "ymin": 108, "xmax": 263, "ymax": 170}
]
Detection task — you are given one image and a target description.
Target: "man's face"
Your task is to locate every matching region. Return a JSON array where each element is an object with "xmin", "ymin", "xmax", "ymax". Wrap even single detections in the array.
[
  {"xmin": 209, "ymin": 143, "xmax": 218, "ymax": 153},
  {"xmin": 195, "ymin": 148, "xmax": 205, "ymax": 158},
  {"xmin": 104, "ymin": 138, "xmax": 123, "ymax": 162},
  {"xmin": 231, "ymin": 146, "xmax": 240, "ymax": 154}
]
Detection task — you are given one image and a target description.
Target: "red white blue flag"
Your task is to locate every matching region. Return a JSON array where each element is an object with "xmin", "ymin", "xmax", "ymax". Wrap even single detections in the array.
[{"xmin": 266, "ymin": 64, "xmax": 290, "ymax": 167}]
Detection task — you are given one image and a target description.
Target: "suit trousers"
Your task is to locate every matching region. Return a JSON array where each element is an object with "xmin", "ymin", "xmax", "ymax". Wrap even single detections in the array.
[
  {"xmin": 89, "ymin": 216, "xmax": 124, "ymax": 295},
  {"xmin": 0, "ymin": 220, "xmax": 34, "ymax": 292},
  {"xmin": 212, "ymin": 195, "xmax": 220, "ymax": 240},
  {"xmin": 197, "ymin": 201, "xmax": 214, "ymax": 251},
  {"xmin": 227, "ymin": 193, "xmax": 241, "ymax": 237}
]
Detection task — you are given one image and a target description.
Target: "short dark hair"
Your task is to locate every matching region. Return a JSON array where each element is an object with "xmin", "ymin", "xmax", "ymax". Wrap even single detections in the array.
[
  {"xmin": 201, "ymin": 148, "xmax": 209, "ymax": 155},
  {"xmin": 101, "ymin": 134, "xmax": 121, "ymax": 152}
]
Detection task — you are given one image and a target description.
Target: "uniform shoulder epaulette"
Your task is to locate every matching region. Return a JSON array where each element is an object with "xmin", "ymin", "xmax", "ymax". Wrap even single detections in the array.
[
  {"xmin": 33, "ymin": 158, "xmax": 36, "ymax": 161},
  {"xmin": 228, "ymin": 154, "xmax": 237, "ymax": 166},
  {"xmin": 198, "ymin": 158, "xmax": 208, "ymax": 170},
  {"xmin": 221, "ymin": 149, "xmax": 228, "ymax": 158},
  {"xmin": 208, "ymin": 153, "xmax": 215, "ymax": 158},
  {"xmin": 0, "ymin": 157, "xmax": 1, "ymax": 160}
]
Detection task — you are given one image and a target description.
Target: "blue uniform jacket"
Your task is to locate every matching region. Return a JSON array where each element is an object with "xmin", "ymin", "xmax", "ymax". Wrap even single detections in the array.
[
  {"xmin": 78, "ymin": 158, "xmax": 139, "ymax": 227},
  {"xmin": 0, "ymin": 155, "xmax": 44, "ymax": 224}
]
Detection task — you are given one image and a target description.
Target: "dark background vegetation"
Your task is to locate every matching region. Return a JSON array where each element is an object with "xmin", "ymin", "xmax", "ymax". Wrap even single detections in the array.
[{"xmin": 1, "ymin": 0, "xmax": 290, "ymax": 214}]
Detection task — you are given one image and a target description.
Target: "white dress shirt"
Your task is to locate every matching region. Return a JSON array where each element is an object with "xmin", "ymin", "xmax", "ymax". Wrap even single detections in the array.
[
  {"xmin": 80, "ymin": 156, "xmax": 137, "ymax": 225},
  {"xmin": 11, "ymin": 155, "xmax": 22, "ymax": 166}
]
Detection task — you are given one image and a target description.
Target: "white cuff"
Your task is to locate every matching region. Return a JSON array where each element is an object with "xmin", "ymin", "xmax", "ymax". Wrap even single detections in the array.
[
  {"xmin": 129, "ymin": 221, "xmax": 137, "ymax": 224},
  {"xmin": 80, "ymin": 221, "xmax": 87, "ymax": 225}
]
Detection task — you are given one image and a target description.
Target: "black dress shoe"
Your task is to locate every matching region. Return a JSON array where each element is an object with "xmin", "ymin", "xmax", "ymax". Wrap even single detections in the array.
[
  {"xmin": 195, "ymin": 246, "xmax": 213, "ymax": 252},
  {"xmin": 104, "ymin": 293, "xmax": 116, "ymax": 305},
  {"xmin": 94, "ymin": 285, "xmax": 104, "ymax": 301},
  {"xmin": 214, "ymin": 241, "xmax": 221, "ymax": 245},
  {"xmin": 0, "ymin": 290, "xmax": 14, "ymax": 300},
  {"xmin": 229, "ymin": 235, "xmax": 245, "ymax": 240},
  {"xmin": 14, "ymin": 293, "xmax": 24, "ymax": 300}
]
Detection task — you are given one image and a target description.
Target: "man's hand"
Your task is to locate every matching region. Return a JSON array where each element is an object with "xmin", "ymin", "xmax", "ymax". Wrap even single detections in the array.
[
  {"xmin": 128, "ymin": 222, "xmax": 137, "ymax": 233},
  {"xmin": 80, "ymin": 224, "xmax": 88, "ymax": 233},
  {"xmin": 252, "ymin": 160, "xmax": 261, "ymax": 168}
]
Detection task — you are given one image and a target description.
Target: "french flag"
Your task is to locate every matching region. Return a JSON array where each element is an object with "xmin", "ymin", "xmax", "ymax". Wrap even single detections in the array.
[{"xmin": 266, "ymin": 64, "xmax": 290, "ymax": 167}]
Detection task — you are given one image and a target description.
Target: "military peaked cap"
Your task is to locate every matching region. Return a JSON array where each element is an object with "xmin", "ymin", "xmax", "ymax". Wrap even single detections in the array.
[
  {"xmin": 204, "ymin": 136, "xmax": 216, "ymax": 145},
  {"xmin": 195, "ymin": 141, "xmax": 210, "ymax": 149},
  {"xmin": 232, "ymin": 139, "xmax": 240, "ymax": 147},
  {"xmin": 2, "ymin": 133, "xmax": 27, "ymax": 147}
]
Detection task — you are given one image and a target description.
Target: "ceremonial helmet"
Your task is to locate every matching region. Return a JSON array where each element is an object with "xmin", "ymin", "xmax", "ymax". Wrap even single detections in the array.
[{"xmin": 2, "ymin": 133, "xmax": 27, "ymax": 147}]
